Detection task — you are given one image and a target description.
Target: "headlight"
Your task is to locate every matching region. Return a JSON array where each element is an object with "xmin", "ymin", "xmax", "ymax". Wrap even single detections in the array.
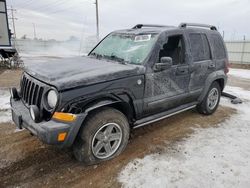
[{"xmin": 47, "ymin": 89, "xmax": 58, "ymax": 109}]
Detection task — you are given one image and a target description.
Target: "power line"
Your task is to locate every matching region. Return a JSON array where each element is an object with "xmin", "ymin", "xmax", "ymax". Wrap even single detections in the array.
[
  {"xmin": 17, "ymin": 0, "xmax": 86, "ymax": 13},
  {"xmin": 47, "ymin": 3, "xmax": 85, "ymax": 15},
  {"xmin": 15, "ymin": 0, "xmax": 34, "ymax": 8},
  {"xmin": 29, "ymin": 0, "xmax": 70, "ymax": 12},
  {"xmin": 8, "ymin": 0, "xmax": 100, "ymax": 40}
]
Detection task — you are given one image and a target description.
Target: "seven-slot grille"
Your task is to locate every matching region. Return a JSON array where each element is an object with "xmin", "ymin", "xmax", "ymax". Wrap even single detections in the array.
[{"xmin": 20, "ymin": 74, "xmax": 44, "ymax": 108}]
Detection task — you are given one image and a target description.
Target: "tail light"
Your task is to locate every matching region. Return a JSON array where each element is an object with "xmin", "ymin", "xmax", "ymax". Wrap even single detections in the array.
[{"xmin": 224, "ymin": 60, "xmax": 230, "ymax": 74}]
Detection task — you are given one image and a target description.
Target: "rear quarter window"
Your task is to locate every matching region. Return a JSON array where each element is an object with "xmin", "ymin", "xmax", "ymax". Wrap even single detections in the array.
[
  {"xmin": 210, "ymin": 34, "xmax": 226, "ymax": 59},
  {"xmin": 189, "ymin": 33, "xmax": 211, "ymax": 62}
]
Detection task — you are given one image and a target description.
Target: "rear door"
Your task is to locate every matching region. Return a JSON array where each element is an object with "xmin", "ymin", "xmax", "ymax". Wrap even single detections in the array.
[
  {"xmin": 187, "ymin": 32, "xmax": 213, "ymax": 99},
  {"xmin": 0, "ymin": 0, "xmax": 11, "ymax": 47},
  {"xmin": 209, "ymin": 34, "xmax": 228, "ymax": 72}
]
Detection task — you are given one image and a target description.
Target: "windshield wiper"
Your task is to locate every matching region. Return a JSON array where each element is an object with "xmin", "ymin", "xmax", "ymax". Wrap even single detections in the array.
[
  {"xmin": 90, "ymin": 52, "xmax": 103, "ymax": 59},
  {"xmin": 91, "ymin": 53, "xmax": 128, "ymax": 64},
  {"xmin": 108, "ymin": 54, "xmax": 127, "ymax": 64}
]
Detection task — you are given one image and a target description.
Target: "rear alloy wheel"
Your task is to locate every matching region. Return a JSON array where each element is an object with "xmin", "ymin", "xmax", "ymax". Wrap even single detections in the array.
[
  {"xmin": 207, "ymin": 88, "xmax": 219, "ymax": 111},
  {"xmin": 197, "ymin": 82, "xmax": 221, "ymax": 115},
  {"xmin": 73, "ymin": 107, "xmax": 129, "ymax": 164}
]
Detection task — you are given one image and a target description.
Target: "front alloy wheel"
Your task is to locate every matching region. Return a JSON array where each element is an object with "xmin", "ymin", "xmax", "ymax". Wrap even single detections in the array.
[
  {"xmin": 73, "ymin": 107, "xmax": 130, "ymax": 164},
  {"xmin": 92, "ymin": 123, "xmax": 123, "ymax": 159}
]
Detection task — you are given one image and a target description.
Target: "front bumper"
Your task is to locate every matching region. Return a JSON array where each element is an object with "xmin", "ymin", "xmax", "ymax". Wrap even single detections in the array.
[{"xmin": 10, "ymin": 98, "xmax": 87, "ymax": 148}]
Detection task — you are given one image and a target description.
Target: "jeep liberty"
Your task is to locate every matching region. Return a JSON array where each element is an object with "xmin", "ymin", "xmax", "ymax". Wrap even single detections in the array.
[{"xmin": 10, "ymin": 23, "xmax": 229, "ymax": 164}]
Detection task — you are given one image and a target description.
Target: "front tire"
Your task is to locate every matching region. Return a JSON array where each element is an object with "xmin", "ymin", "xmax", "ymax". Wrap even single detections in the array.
[
  {"xmin": 73, "ymin": 107, "xmax": 130, "ymax": 164},
  {"xmin": 197, "ymin": 82, "xmax": 221, "ymax": 115}
]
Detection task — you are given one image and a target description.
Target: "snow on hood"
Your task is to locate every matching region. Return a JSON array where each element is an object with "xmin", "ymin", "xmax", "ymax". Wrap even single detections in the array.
[{"xmin": 25, "ymin": 56, "xmax": 145, "ymax": 90}]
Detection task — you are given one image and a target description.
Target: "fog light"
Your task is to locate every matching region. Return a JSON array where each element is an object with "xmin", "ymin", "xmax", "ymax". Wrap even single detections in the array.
[
  {"xmin": 10, "ymin": 87, "xmax": 19, "ymax": 100},
  {"xmin": 29, "ymin": 105, "xmax": 40, "ymax": 123}
]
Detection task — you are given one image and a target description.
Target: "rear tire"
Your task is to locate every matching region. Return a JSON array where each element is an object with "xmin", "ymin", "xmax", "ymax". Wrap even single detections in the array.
[
  {"xmin": 197, "ymin": 82, "xmax": 221, "ymax": 115},
  {"xmin": 73, "ymin": 107, "xmax": 130, "ymax": 165}
]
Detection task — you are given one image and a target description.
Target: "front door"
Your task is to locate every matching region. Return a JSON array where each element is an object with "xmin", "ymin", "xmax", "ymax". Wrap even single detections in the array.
[{"xmin": 143, "ymin": 34, "xmax": 190, "ymax": 116}]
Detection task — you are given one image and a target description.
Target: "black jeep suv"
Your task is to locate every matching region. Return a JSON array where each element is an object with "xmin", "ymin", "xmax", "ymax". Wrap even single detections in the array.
[{"xmin": 11, "ymin": 23, "xmax": 229, "ymax": 164}]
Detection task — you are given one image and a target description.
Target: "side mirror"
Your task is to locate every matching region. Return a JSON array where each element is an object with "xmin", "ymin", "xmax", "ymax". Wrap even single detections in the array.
[{"xmin": 155, "ymin": 57, "xmax": 172, "ymax": 71}]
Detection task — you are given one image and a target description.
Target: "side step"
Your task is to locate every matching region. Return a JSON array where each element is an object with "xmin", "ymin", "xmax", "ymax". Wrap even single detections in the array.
[{"xmin": 133, "ymin": 102, "xmax": 198, "ymax": 129}]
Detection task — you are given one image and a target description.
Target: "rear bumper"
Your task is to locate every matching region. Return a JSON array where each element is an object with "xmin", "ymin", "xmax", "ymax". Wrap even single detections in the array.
[{"xmin": 10, "ymin": 98, "xmax": 87, "ymax": 148}]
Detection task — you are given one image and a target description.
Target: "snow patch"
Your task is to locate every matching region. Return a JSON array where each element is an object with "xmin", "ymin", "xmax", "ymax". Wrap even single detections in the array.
[
  {"xmin": 229, "ymin": 68, "xmax": 250, "ymax": 80},
  {"xmin": 0, "ymin": 89, "xmax": 10, "ymax": 110},
  {"xmin": 118, "ymin": 86, "xmax": 250, "ymax": 188},
  {"xmin": 224, "ymin": 86, "xmax": 250, "ymax": 101},
  {"xmin": 0, "ymin": 89, "xmax": 12, "ymax": 123}
]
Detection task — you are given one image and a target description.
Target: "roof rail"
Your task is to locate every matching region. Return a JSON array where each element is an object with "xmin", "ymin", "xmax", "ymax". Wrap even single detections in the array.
[
  {"xmin": 179, "ymin": 23, "xmax": 217, "ymax": 31},
  {"xmin": 132, "ymin": 24, "xmax": 168, "ymax": 29}
]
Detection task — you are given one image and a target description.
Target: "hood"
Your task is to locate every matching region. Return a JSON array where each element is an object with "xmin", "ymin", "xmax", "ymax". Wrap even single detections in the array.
[{"xmin": 25, "ymin": 56, "xmax": 145, "ymax": 90}]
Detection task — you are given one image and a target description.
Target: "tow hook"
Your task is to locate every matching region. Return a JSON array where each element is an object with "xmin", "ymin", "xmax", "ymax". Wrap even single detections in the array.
[{"xmin": 222, "ymin": 92, "xmax": 243, "ymax": 104}]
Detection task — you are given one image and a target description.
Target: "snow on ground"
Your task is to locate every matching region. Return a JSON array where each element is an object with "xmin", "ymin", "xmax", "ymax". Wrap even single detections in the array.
[
  {"xmin": 228, "ymin": 68, "xmax": 250, "ymax": 80},
  {"xmin": 118, "ymin": 86, "xmax": 250, "ymax": 188},
  {"xmin": 0, "ymin": 89, "xmax": 12, "ymax": 123}
]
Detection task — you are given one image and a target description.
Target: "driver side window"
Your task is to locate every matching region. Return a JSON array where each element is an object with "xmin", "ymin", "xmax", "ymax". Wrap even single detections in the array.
[{"xmin": 159, "ymin": 35, "xmax": 185, "ymax": 65}]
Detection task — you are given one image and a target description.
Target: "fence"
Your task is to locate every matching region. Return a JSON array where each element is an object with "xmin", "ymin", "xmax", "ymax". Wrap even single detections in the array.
[
  {"xmin": 225, "ymin": 41, "xmax": 250, "ymax": 64},
  {"xmin": 11, "ymin": 39, "xmax": 250, "ymax": 65}
]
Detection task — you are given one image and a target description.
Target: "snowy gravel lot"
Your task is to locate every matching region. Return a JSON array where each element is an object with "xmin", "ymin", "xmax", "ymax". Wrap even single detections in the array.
[
  {"xmin": 228, "ymin": 68, "xmax": 250, "ymax": 80},
  {"xmin": 0, "ymin": 66, "xmax": 250, "ymax": 187},
  {"xmin": 118, "ymin": 86, "xmax": 250, "ymax": 187}
]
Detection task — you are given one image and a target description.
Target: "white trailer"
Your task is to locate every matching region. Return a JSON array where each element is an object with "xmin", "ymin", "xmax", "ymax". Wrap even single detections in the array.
[
  {"xmin": 0, "ymin": 0, "xmax": 22, "ymax": 68},
  {"xmin": 0, "ymin": 0, "xmax": 11, "ymax": 46}
]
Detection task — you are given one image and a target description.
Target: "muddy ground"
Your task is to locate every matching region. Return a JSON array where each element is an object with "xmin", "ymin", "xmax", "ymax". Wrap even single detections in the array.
[{"xmin": 0, "ymin": 69, "xmax": 246, "ymax": 188}]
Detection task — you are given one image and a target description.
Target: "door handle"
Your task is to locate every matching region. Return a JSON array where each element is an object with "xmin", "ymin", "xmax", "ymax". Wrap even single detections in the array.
[{"xmin": 176, "ymin": 67, "xmax": 188, "ymax": 75}]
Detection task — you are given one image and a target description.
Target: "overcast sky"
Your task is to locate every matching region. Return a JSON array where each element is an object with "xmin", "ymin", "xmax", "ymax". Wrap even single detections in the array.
[{"xmin": 7, "ymin": 0, "xmax": 250, "ymax": 41}]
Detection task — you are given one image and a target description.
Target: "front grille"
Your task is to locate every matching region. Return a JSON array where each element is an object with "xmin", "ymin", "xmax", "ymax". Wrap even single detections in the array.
[{"xmin": 20, "ymin": 74, "xmax": 45, "ymax": 108}]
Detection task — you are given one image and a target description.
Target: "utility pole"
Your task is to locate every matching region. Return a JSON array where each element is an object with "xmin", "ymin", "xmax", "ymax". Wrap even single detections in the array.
[
  {"xmin": 32, "ymin": 23, "xmax": 37, "ymax": 39},
  {"xmin": 241, "ymin": 35, "xmax": 246, "ymax": 64},
  {"xmin": 8, "ymin": 6, "xmax": 17, "ymax": 39},
  {"xmin": 94, "ymin": 0, "xmax": 99, "ymax": 41}
]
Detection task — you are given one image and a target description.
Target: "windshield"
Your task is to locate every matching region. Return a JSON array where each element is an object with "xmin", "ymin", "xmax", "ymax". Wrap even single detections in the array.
[{"xmin": 90, "ymin": 33, "xmax": 158, "ymax": 65}]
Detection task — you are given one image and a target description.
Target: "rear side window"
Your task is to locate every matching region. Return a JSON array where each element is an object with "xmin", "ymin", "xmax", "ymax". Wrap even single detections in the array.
[
  {"xmin": 189, "ymin": 33, "xmax": 211, "ymax": 62},
  {"xmin": 210, "ymin": 34, "xmax": 226, "ymax": 59}
]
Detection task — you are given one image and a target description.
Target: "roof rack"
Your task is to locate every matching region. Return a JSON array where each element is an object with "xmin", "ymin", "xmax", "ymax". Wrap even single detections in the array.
[
  {"xmin": 179, "ymin": 23, "xmax": 217, "ymax": 31},
  {"xmin": 132, "ymin": 24, "xmax": 168, "ymax": 29}
]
